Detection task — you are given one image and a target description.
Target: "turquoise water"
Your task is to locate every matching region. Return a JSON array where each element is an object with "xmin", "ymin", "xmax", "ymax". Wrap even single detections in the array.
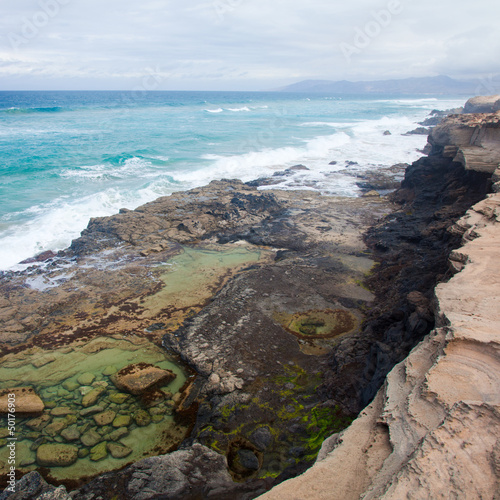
[{"xmin": 0, "ymin": 91, "xmax": 465, "ymax": 269}]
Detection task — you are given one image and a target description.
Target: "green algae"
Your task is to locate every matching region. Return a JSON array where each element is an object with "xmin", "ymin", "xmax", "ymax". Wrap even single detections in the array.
[
  {"xmin": 0, "ymin": 336, "xmax": 192, "ymax": 484},
  {"xmin": 197, "ymin": 364, "xmax": 354, "ymax": 482}
]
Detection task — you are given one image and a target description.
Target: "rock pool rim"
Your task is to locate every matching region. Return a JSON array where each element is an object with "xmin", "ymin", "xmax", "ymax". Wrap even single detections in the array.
[{"xmin": 278, "ymin": 309, "xmax": 358, "ymax": 339}]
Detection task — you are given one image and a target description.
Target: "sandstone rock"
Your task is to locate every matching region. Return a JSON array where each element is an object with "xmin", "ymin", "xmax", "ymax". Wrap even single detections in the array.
[
  {"xmin": 463, "ymin": 95, "xmax": 500, "ymax": 113},
  {"xmin": 80, "ymin": 405, "xmax": 105, "ymax": 417},
  {"xmin": 108, "ymin": 427, "xmax": 129, "ymax": 441},
  {"xmin": 61, "ymin": 425, "xmax": 80, "ymax": 442},
  {"xmin": 0, "ymin": 387, "xmax": 44, "ymax": 414},
  {"xmin": 93, "ymin": 410, "xmax": 116, "ymax": 426},
  {"xmin": 111, "ymin": 363, "xmax": 176, "ymax": 395},
  {"xmin": 36, "ymin": 444, "xmax": 78, "ymax": 467},
  {"xmin": 362, "ymin": 190, "xmax": 380, "ymax": 198},
  {"xmin": 80, "ymin": 429, "xmax": 101, "ymax": 447},
  {"xmin": 90, "ymin": 441, "xmax": 108, "ymax": 461},
  {"xmin": 31, "ymin": 354, "xmax": 56, "ymax": 368},
  {"xmin": 107, "ymin": 442, "xmax": 132, "ymax": 459},
  {"xmin": 82, "ymin": 387, "xmax": 106, "ymax": 407}
]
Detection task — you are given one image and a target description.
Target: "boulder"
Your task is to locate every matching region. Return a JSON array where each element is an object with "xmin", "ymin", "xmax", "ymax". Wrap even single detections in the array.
[
  {"xmin": 111, "ymin": 363, "xmax": 176, "ymax": 395},
  {"xmin": 133, "ymin": 409, "xmax": 151, "ymax": 427},
  {"xmin": 44, "ymin": 419, "xmax": 68, "ymax": 437},
  {"xmin": 36, "ymin": 444, "xmax": 78, "ymax": 467},
  {"xmin": 82, "ymin": 387, "xmax": 106, "ymax": 407},
  {"xmin": 61, "ymin": 425, "xmax": 80, "ymax": 442},
  {"xmin": 77, "ymin": 372, "xmax": 96, "ymax": 385},
  {"xmin": 107, "ymin": 442, "xmax": 132, "ymax": 459},
  {"xmin": 81, "ymin": 429, "xmax": 101, "ymax": 447},
  {"xmin": 463, "ymin": 95, "xmax": 500, "ymax": 113},
  {"xmin": 0, "ymin": 387, "xmax": 44, "ymax": 414},
  {"xmin": 90, "ymin": 441, "xmax": 108, "ymax": 461},
  {"xmin": 26, "ymin": 414, "xmax": 51, "ymax": 431},
  {"xmin": 93, "ymin": 410, "xmax": 116, "ymax": 426},
  {"xmin": 112, "ymin": 415, "xmax": 131, "ymax": 428}
]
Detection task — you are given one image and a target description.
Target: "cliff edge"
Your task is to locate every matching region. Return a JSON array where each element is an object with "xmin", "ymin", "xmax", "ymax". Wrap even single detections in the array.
[{"xmin": 259, "ymin": 102, "xmax": 500, "ymax": 499}]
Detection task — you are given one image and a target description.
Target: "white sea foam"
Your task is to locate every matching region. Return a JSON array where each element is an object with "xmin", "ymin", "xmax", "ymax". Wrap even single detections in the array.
[
  {"xmin": 227, "ymin": 107, "xmax": 251, "ymax": 112},
  {"xmin": 205, "ymin": 108, "xmax": 224, "ymax": 113}
]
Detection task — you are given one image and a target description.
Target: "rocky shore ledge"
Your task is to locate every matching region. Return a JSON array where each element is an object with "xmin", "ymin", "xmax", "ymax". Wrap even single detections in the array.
[{"xmin": 2, "ymin": 96, "xmax": 500, "ymax": 499}]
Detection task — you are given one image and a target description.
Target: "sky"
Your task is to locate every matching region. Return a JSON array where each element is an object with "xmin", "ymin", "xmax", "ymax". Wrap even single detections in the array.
[{"xmin": 0, "ymin": 0, "xmax": 499, "ymax": 91}]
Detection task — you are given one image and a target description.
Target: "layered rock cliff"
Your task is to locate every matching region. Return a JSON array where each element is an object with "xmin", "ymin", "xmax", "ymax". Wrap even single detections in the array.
[{"xmin": 258, "ymin": 103, "xmax": 500, "ymax": 499}]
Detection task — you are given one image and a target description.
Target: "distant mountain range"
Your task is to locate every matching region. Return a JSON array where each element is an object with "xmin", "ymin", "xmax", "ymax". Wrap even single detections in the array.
[{"xmin": 277, "ymin": 76, "xmax": 486, "ymax": 95}]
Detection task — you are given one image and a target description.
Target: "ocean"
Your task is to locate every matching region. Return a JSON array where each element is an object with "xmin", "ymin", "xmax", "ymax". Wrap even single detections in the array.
[{"xmin": 0, "ymin": 91, "xmax": 466, "ymax": 270}]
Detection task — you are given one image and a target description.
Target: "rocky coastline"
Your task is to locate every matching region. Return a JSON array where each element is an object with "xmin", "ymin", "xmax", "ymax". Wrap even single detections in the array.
[{"xmin": 1, "ymin": 96, "xmax": 500, "ymax": 499}]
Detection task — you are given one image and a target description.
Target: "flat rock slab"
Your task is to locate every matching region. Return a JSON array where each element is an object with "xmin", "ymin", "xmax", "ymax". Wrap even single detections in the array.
[
  {"xmin": 0, "ymin": 387, "xmax": 44, "ymax": 414},
  {"xmin": 111, "ymin": 363, "xmax": 176, "ymax": 395},
  {"xmin": 36, "ymin": 444, "xmax": 78, "ymax": 467}
]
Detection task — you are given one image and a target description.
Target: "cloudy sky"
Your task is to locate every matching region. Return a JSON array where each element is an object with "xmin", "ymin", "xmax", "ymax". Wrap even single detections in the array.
[{"xmin": 0, "ymin": 0, "xmax": 499, "ymax": 90}]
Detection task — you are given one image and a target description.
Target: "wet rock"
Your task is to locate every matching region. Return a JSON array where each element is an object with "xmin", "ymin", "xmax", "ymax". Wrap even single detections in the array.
[
  {"xmin": 31, "ymin": 354, "xmax": 56, "ymax": 368},
  {"xmin": 250, "ymin": 427, "xmax": 273, "ymax": 451},
  {"xmin": 108, "ymin": 427, "xmax": 129, "ymax": 441},
  {"xmin": 383, "ymin": 130, "xmax": 391, "ymax": 136},
  {"xmin": 36, "ymin": 444, "xmax": 78, "ymax": 467},
  {"xmin": 26, "ymin": 415, "xmax": 51, "ymax": 432},
  {"xmin": 237, "ymin": 449, "xmax": 260, "ymax": 470},
  {"xmin": 81, "ymin": 429, "xmax": 101, "ymax": 447},
  {"xmin": 93, "ymin": 410, "xmax": 116, "ymax": 426},
  {"xmin": 80, "ymin": 405, "xmax": 105, "ymax": 417},
  {"xmin": 78, "ymin": 373, "xmax": 96, "ymax": 385},
  {"xmin": 44, "ymin": 419, "xmax": 68, "ymax": 437},
  {"xmin": 362, "ymin": 190, "xmax": 380, "ymax": 197},
  {"xmin": 62, "ymin": 380, "xmax": 80, "ymax": 391},
  {"xmin": 82, "ymin": 387, "xmax": 106, "ymax": 407},
  {"xmin": 109, "ymin": 393, "xmax": 129, "ymax": 404},
  {"xmin": 90, "ymin": 441, "xmax": 108, "ymax": 461},
  {"xmin": 78, "ymin": 448, "xmax": 89, "ymax": 458},
  {"xmin": 60, "ymin": 425, "xmax": 80, "ymax": 442},
  {"xmin": 107, "ymin": 442, "xmax": 132, "ymax": 459},
  {"xmin": 111, "ymin": 363, "xmax": 176, "ymax": 395},
  {"xmin": 133, "ymin": 409, "xmax": 151, "ymax": 427},
  {"xmin": 50, "ymin": 407, "xmax": 74, "ymax": 417},
  {"xmin": 103, "ymin": 365, "xmax": 118, "ymax": 376},
  {"xmin": 112, "ymin": 415, "xmax": 131, "ymax": 428},
  {"xmin": 0, "ymin": 388, "xmax": 44, "ymax": 414},
  {"xmin": 151, "ymin": 414, "xmax": 164, "ymax": 423}
]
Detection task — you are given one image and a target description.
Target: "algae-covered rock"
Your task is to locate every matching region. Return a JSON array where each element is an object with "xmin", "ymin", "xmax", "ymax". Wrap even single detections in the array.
[
  {"xmin": 112, "ymin": 415, "xmax": 131, "ymax": 428},
  {"xmin": 78, "ymin": 373, "xmax": 96, "ymax": 385},
  {"xmin": 0, "ymin": 387, "xmax": 45, "ymax": 414},
  {"xmin": 36, "ymin": 444, "xmax": 78, "ymax": 467},
  {"xmin": 90, "ymin": 441, "xmax": 108, "ymax": 461},
  {"xmin": 109, "ymin": 393, "xmax": 129, "ymax": 404},
  {"xmin": 80, "ymin": 429, "xmax": 101, "ymax": 447},
  {"xmin": 82, "ymin": 387, "xmax": 106, "ymax": 408},
  {"xmin": 108, "ymin": 427, "xmax": 129, "ymax": 441},
  {"xmin": 107, "ymin": 442, "xmax": 132, "ymax": 459},
  {"xmin": 133, "ymin": 409, "xmax": 151, "ymax": 427},
  {"xmin": 78, "ymin": 448, "xmax": 89, "ymax": 459},
  {"xmin": 103, "ymin": 366, "xmax": 118, "ymax": 376},
  {"xmin": 93, "ymin": 410, "xmax": 116, "ymax": 426},
  {"xmin": 151, "ymin": 414, "xmax": 164, "ymax": 423},
  {"xmin": 62, "ymin": 380, "xmax": 80, "ymax": 392},
  {"xmin": 111, "ymin": 363, "xmax": 176, "ymax": 395}
]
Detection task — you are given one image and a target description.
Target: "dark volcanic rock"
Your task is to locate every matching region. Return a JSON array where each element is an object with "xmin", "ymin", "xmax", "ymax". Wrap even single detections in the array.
[
  {"xmin": 75, "ymin": 443, "xmax": 269, "ymax": 500},
  {"xmin": 320, "ymin": 154, "xmax": 491, "ymax": 413}
]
